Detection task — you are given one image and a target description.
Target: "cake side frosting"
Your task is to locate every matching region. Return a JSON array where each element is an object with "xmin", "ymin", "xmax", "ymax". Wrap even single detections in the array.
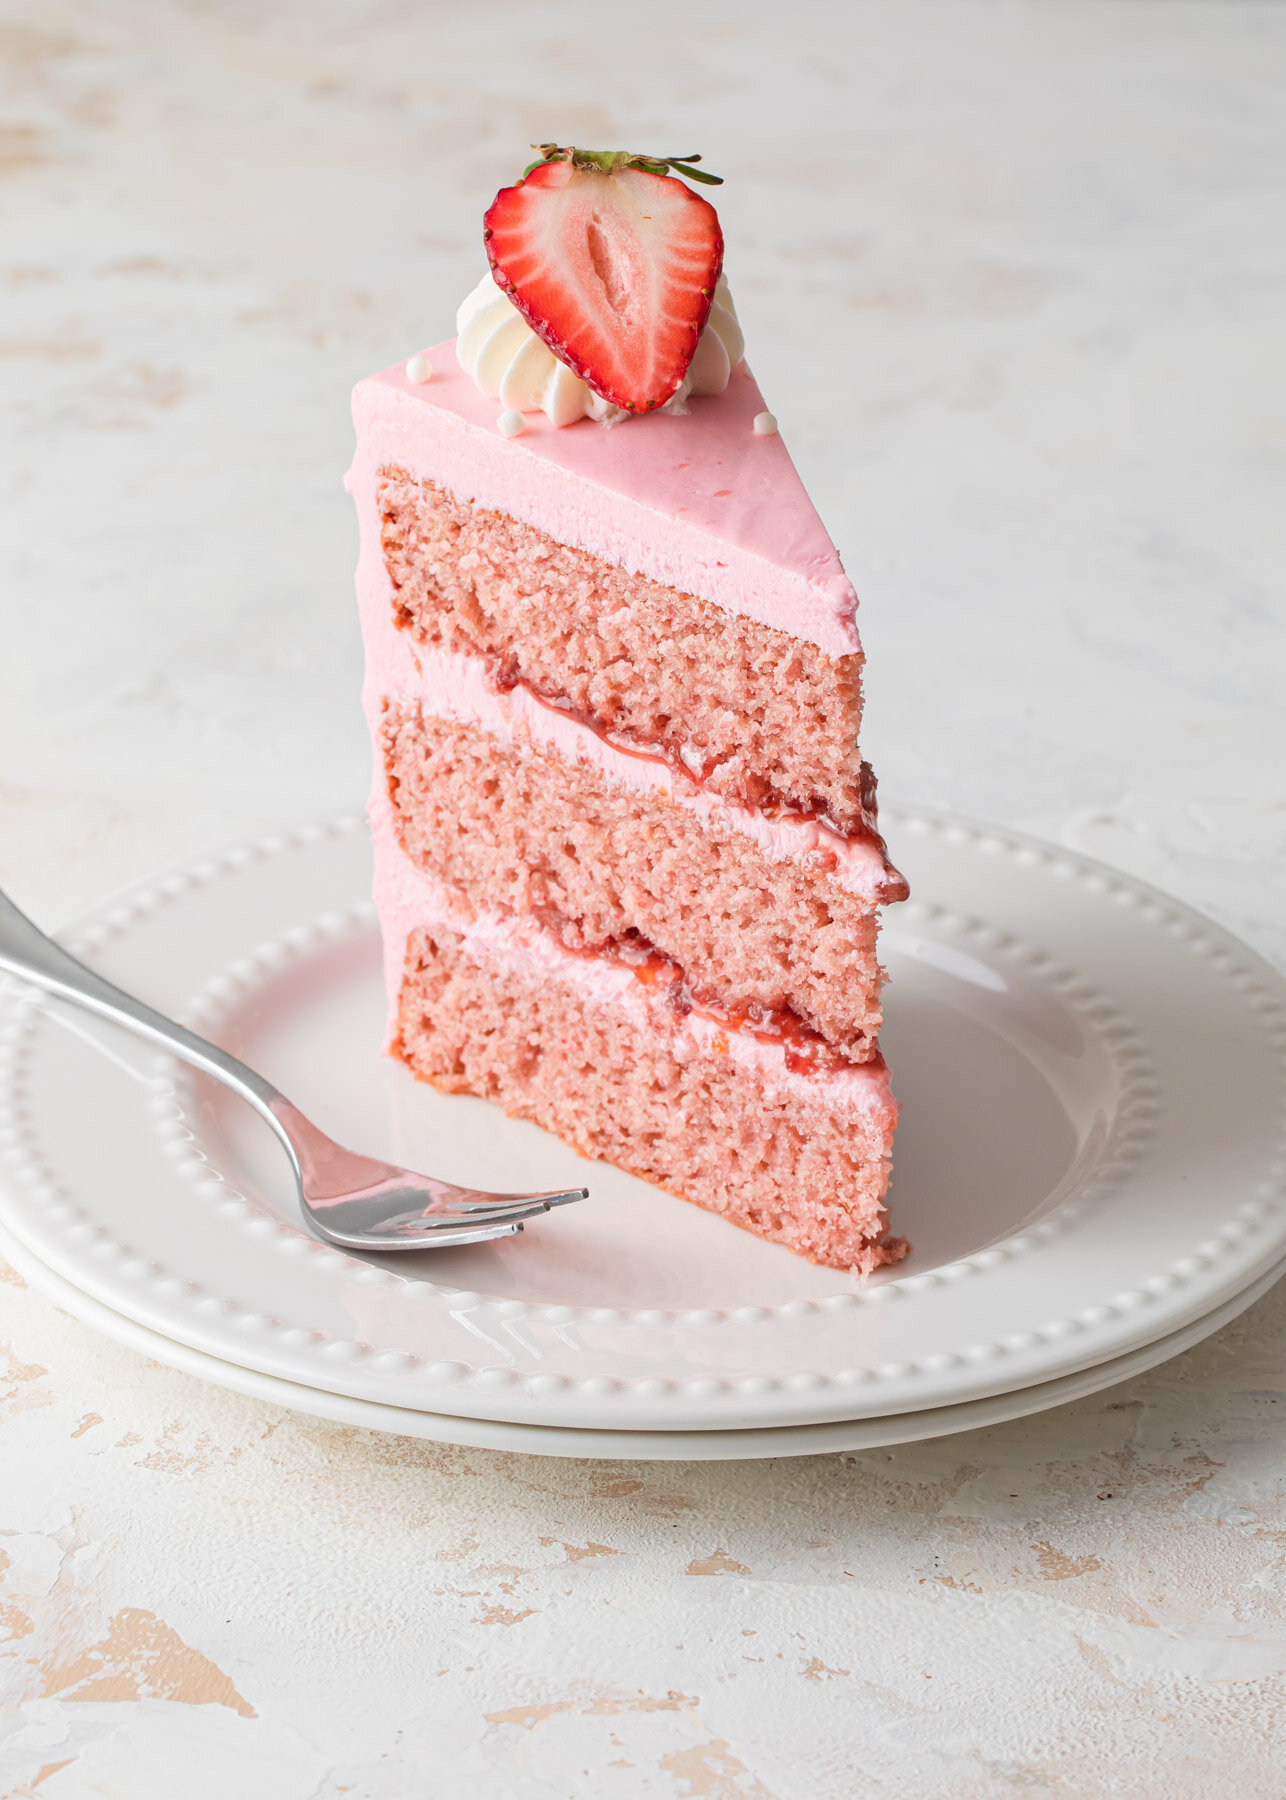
[{"xmin": 347, "ymin": 343, "xmax": 861, "ymax": 658}]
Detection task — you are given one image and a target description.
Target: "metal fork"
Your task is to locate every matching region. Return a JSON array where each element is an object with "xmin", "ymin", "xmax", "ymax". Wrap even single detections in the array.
[{"xmin": 0, "ymin": 886, "xmax": 587, "ymax": 1250}]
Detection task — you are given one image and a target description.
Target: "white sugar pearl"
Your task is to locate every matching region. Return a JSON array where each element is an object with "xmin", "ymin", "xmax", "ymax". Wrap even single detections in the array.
[
  {"xmin": 752, "ymin": 411, "xmax": 779, "ymax": 435},
  {"xmin": 405, "ymin": 353, "xmax": 433, "ymax": 383},
  {"xmin": 497, "ymin": 409, "xmax": 527, "ymax": 437}
]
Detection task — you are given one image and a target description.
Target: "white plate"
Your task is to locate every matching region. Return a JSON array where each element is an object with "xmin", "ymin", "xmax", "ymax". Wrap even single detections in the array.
[
  {"xmin": 5, "ymin": 1218, "xmax": 1280, "ymax": 1461},
  {"xmin": 0, "ymin": 810, "xmax": 1282, "ymax": 1434}
]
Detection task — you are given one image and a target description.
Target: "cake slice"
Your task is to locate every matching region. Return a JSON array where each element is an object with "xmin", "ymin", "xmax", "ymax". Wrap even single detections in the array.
[{"xmin": 348, "ymin": 146, "xmax": 908, "ymax": 1273}]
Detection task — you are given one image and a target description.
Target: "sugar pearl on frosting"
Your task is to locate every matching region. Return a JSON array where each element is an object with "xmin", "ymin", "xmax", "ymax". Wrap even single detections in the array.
[
  {"xmin": 497, "ymin": 409, "xmax": 527, "ymax": 437},
  {"xmin": 753, "ymin": 411, "xmax": 779, "ymax": 436},
  {"xmin": 405, "ymin": 353, "xmax": 433, "ymax": 383}
]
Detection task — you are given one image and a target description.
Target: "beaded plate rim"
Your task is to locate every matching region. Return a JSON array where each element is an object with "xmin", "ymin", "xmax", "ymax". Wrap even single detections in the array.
[{"xmin": 0, "ymin": 807, "xmax": 1282, "ymax": 1431}]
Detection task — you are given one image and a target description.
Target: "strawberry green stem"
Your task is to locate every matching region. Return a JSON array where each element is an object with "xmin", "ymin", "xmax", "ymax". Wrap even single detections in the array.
[{"xmin": 522, "ymin": 144, "xmax": 724, "ymax": 186}]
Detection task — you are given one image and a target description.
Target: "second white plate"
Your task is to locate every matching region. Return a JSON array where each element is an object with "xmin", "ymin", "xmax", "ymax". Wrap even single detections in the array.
[
  {"xmin": 4, "ymin": 1217, "xmax": 1280, "ymax": 1461},
  {"xmin": 0, "ymin": 808, "xmax": 1282, "ymax": 1433}
]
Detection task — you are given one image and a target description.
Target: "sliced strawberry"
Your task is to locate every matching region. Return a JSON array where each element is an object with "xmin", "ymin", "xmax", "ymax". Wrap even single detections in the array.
[{"xmin": 484, "ymin": 156, "xmax": 724, "ymax": 414}]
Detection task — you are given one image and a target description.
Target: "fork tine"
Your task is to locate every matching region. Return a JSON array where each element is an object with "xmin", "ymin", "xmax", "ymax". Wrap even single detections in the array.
[
  {"xmin": 371, "ymin": 1194, "xmax": 579, "ymax": 1236},
  {"xmin": 539, "ymin": 1187, "xmax": 590, "ymax": 1208},
  {"xmin": 444, "ymin": 1186, "xmax": 589, "ymax": 1216},
  {"xmin": 301, "ymin": 1187, "xmax": 581, "ymax": 1245},
  {"xmin": 316, "ymin": 1214, "xmax": 529, "ymax": 1251}
]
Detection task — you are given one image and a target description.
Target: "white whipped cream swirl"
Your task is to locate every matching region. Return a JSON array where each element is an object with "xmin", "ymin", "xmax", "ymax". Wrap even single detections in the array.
[{"xmin": 455, "ymin": 271, "xmax": 745, "ymax": 427}]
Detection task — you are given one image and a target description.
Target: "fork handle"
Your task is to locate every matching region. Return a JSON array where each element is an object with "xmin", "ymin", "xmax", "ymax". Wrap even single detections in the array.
[{"xmin": 0, "ymin": 884, "xmax": 288, "ymax": 1130}]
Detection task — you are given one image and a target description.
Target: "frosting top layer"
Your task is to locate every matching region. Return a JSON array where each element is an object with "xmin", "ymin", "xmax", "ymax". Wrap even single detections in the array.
[{"xmin": 350, "ymin": 341, "xmax": 861, "ymax": 657}]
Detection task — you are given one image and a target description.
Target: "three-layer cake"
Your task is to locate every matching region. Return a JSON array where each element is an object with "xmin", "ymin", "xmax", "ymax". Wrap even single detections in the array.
[{"xmin": 348, "ymin": 148, "xmax": 908, "ymax": 1272}]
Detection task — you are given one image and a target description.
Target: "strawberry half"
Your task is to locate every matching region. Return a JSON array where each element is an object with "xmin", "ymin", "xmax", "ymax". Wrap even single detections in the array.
[{"xmin": 484, "ymin": 148, "xmax": 725, "ymax": 414}]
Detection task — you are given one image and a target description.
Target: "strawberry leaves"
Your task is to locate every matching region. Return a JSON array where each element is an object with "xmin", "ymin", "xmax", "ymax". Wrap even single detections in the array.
[{"xmin": 522, "ymin": 145, "xmax": 724, "ymax": 186}]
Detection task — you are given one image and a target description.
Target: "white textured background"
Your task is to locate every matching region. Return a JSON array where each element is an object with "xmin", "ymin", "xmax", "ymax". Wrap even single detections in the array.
[{"xmin": 2, "ymin": 3, "xmax": 1284, "ymax": 1794}]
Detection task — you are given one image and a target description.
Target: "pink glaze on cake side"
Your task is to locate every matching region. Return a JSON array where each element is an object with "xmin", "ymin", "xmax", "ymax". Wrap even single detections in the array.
[{"xmin": 346, "ymin": 341, "xmax": 861, "ymax": 657}]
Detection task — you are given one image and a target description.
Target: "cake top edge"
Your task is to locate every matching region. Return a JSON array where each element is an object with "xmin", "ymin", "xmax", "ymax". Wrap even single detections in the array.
[{"xmin": 351, "ymin": 343, "xmax": 861, "ymax": 654}]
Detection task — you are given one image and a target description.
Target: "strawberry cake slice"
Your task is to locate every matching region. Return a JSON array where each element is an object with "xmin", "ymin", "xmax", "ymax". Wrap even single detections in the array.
[{"xmin": 347, "ymin": 147, "xmax": 908, "ymax": 1273}]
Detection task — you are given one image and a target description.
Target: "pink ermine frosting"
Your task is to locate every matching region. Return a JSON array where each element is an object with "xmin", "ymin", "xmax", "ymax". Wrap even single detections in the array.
[{"xmin": 347, "ymin": 340, "xmax": 862, "ymax": 659}]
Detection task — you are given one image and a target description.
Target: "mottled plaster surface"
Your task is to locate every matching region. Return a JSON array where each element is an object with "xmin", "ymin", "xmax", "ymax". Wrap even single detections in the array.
[
  {"xmin": 3, "ymin": 1270, "xmax": 1286, "ymax": 1795},
  {"xmin": 1, "ymin": 2, "xmax": 1284, "ymax": 1794}
]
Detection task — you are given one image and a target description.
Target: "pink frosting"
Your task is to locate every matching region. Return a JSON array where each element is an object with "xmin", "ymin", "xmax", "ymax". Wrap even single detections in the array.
[
  {"xmin": 348, "ymin": 398, "xmax": 891, "ymax": 901},
  {"xmin": 371, "ymin": 793, "xmax": 893, "ymax": 1122},
  {"xmin": 346, "ymin": 340, "xmax": 861, "ymax": 658}
]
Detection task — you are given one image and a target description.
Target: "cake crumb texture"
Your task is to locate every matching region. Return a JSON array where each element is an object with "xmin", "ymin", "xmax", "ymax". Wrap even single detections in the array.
[
  {"xmin": 379, "ymin": 468, "xmax": 872, "ymax": 830},
  {"xmin": 395, "ymin": 924, "xmax": 906, "ymax": 1275},
  {"xmin": 384, "ymin": 703, "xmax": 886, "ymax": 1058}
]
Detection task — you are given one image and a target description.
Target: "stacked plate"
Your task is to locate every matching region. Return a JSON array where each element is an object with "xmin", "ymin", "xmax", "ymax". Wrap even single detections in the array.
[{"xmin": 1, "ymin": 811, "xmax": 1282, "ymax": 1460}]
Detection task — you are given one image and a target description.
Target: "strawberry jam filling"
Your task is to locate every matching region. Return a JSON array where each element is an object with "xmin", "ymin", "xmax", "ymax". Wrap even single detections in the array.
[
  {"xmin": 542, "ymin": 919, "xmax": 866, "ymax": 1074},
  {"xmin": 497, "ymin": 663, "xmax": 905, "ymax": 888}
]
